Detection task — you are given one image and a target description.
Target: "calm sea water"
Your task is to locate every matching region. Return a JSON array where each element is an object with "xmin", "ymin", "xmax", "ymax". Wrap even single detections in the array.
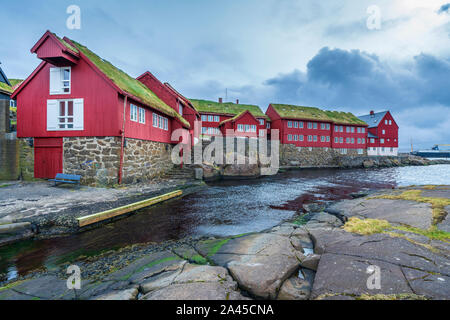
[{"xmin": 0, "ymin": 164, "xmax": 449, "ymax": 281}]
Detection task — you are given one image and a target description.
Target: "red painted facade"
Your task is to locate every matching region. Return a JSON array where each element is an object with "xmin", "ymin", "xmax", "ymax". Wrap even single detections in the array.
[
  {"xmin": 219, "ymin": 111, "xmax": 260, "ymax": 138},
  {"xmin": 266, "ymin": 104, "xmax": 368, "ymax": 150},
  {"xmin": 367, "ymin": 111, "xmax": 399, "ymax": 149},
  {"xmin": 200, "ymin": 112, "xmax": 268, "ymax": 137}
]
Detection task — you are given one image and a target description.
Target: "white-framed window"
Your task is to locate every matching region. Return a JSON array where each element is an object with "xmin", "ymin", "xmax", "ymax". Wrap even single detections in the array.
[
  {"xmin": 158, "ymin": 115, "xmax": 164, "ymax": 129},
  {"xmin": 326, "ymin": 123, "xmax": 330, "ymax": 130},
  {"xmin": 362, "ymin": 138, "xmax": 365, "ymax": 144},
  {"xmin": 357, "ymin": 127, "xmax": 361, "ymax": 133},
  {"xmin": 351, "ymin": 138, "xmax": 355, "ymax": 144},
  {"xmin": 214, "ymin": 115, "xmax": 220, "ymax": 122},
  {"xmin": 389, "ymin": 120, "xmax": 392, "ymax": 125},
  {"xmin": 340, "ymin": 137, "xmax": 343, "ymax": 143},
  {"xmin": 50, "ymin": 67, "xmax": 71, "ymax": 95},
  {"xmin": 201, "ymin": 115, "xmax": 207, "ymax": 122},
  {"xmin": 335, "ymin": 137, "xmax": 339, "ymax": 143},
  {"xmin": 370, "ymin": 138, "xmax": 375, "ymax": 143},
  {"xmin": 321, "ymin": 136, "xmax": 325, "ymax": 142},
  {"xmin": 351, "ymin": 127, "xmax": 355, "ymax": 133},
  {"xmin": 308, "ymin": 135, "xmax": 312, "ymax": 142},
  {"xmin": 380, "ymin": 138, "xmax": 385, "ymax": 144},
  {"xmin": 266, "ymin": 122, "xmax": 271, "ymax": 129},
  {"xmin": 326, "ymin": 136, "xmax": 330, "ymax": 142},
  {"xmin": 313, "ymin": 135, "xmax": 317, "ymax": 142},
  {"xmin": 245, "ymin": 124, "xmax": 250, "ymax": 132},
  {"xmin": 47, "ymin": 99, "xmax": 83, "ymax": 131},
  {"xmin": 335, "ymin": 125, "xmax": 339, "ymax": 132},
  {"xmin": 294, "ymin": 121, "xmax": 298, "ymax": 128},
  {"xmin": 382, "ymin": 129, "xmax": 386, "ymax": 134},
  {"xmin": 299, "ymin": 135, "xmax": 304, "ymax": 141},
  {"xmin": 164, "ymin": 117, "xmax": 168, "ymax": 130},
  {"xmin": 178, "ymin": 103, "xmax": 183, "ymax": 116},
  {"xmin": 130, "ymin": 104, "xmax": 138, "ymax": 122},
  {"xmin": 308, "ymin": 122, "xmax": 312, "ymax": 129},
  {"xmin": 340, "ymin": 126, "xmax": 343, "ymax": 132},
  {"xmin": 313, "ymin": 123, "xmax": 317, "ymax": 129},
  {"xmin": 362, "ymin": 127, "xmax": 365, "ymax": 133},
  {"xmin": 321, "ymin": 123, "xmax": 325, "ymax": 130},
  {"xmin": 251, "ymin": 125, "xmax": 257, "ymax": 132},
  {"xmin": 259, "ymin": 119, "xmax": 265, "ymax": 126},
  {"xmin": 294, "ymin": 135, "xmax": 298, "ymax": 141},
  {"xmin": 299, "ymin": 121, "xmax": 303, "ymax": 128},
  {"xmin": 385, "ymin": 120, "xmax": 388, "ymax": 125},
  {"xmin": 287, "ymin": 134, "xmax": 292, "ymax": 141},
  {"xmin": 287, "ymin": 121, "xmax": 292, "ymax": 128},
  {"xmin": 346, "ymin": 126, "xmax": 350, "ymax": 133},
  {"xmin": 237, "ymin": 124, "xmax": 244, "ymax": 132},
  {"xmin": 357, "ymin": 138, "xmax": 361, "ymax": 144},
  {"xmin": 138, "ymin": 107, "xmax": 145, "ymax": 124},
  {"xmin": 208, "ymin": 115, "xmax": 213, "ymax": 122}
]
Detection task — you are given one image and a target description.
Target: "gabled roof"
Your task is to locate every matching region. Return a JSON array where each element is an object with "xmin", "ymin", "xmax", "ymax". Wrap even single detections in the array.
[
  {"xmin": 190, "ymin": 99, "xmax": 267, "ymax": 119},
  {"xmin": 0, "ymin": 65, "xmax": 11, "ymax": 86},
  {"xmin": 368, "ymin": 132, "xmax": 378, "ymax": 138},
  {"xmin": 219, "ymin": 110, "xmax": 258, "ymax": 126},
  {"xmin": 270, "ymin": 104, "xmax": 367, "ymax": 125},
  {"xmin": 357, "ymin": 111, "xmax": 388, "ymax": 128},
  {"xmin": 164, "ymin": 83, "xmax": 199, "ymax": 115}
]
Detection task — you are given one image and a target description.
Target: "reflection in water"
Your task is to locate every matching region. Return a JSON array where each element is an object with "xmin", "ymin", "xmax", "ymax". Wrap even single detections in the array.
[{"xmin": 1, "ymin": 164, "xmax": 449, "ymax": 281}]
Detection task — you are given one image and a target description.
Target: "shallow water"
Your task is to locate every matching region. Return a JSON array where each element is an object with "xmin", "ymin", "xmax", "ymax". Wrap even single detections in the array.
[{"xmin": 0, "ymin": 164, "xmax": 449, "ymax": 281}]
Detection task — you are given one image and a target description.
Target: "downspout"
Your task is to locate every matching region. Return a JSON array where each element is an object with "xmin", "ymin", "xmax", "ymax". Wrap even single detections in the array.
[{"xmin": 118, "ymin": 95, "xmax": 128, "ymax": 184}]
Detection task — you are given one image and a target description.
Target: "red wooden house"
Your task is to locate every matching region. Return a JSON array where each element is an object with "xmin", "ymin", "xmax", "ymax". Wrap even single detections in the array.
[
  {"xmin": 137, "ymin": 71, "xmax": 200, "ymax": 145},
  {"xmin": 12, "ymin": 31, "xmax": 190, "ymax": 185},
  {"xmin": 358, "ymin": 110, "xmax": 399, "ymax": 156},
  {"xmin": 266, "ymin": 104, "xmax": 368, "ymax": 155},
  {"xmin": 190, "ymin": 99, "xmax": 270, "ymax": 138}
]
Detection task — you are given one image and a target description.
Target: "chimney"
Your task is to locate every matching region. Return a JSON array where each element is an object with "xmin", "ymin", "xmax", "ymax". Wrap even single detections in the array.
[
  {"xmin": 236, "ymin": 99, "xmax": 239, "ymax": 104},
  {"xmin": 219, "ymin": 97, "xmax": 223, "ymax": 104},
  {"xmin": 370, "ymin": 110, "xmax": 375, "ymax": 117}
]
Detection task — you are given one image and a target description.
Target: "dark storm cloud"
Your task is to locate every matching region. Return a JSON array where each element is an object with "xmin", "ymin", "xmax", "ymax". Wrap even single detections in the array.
[{"xmin": 438, "ymin": 3, "xmax": 450, "ymax": 14}]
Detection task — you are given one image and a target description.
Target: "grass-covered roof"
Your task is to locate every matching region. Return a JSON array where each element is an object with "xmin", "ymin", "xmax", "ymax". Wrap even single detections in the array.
[
  {"xmin": 190, "ymin": 99, "xmax": 267, "ymax": 119},
  {"xmin": 0, "ymin": 81, "xmax": 13, "ymax": 94},
  {"xmin": 62, "ymin": 37, "xmax": 189, "ymax": 128},
  {"xmin": 271, "ymin": 104, "xmax": 367, "ymax": 125},
  {"xmin": 8, "ymin": 79, "xmax": 23, "ymax": 87}
]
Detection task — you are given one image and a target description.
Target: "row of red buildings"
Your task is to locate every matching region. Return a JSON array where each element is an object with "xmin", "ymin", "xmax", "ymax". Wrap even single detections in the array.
[{"xmin": 11, "ymin": 31, "xmax": 399, "ymax": 182}]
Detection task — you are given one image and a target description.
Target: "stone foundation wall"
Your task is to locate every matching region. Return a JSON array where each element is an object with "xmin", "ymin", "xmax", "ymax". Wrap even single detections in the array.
[
  {"xmin": 0, "ymin": 134, "xmax": 34, "ymax": 181},
  {"xmin": 63, "ymin": 137, "xmax": 174, "ymax": 186},
  {"xmin": 63, "ymin": 137, "xmax": 121, "ymax": 186},
  {"xmin": 122, "ymin": 138, "xmax": 173, "ymax": 184}
]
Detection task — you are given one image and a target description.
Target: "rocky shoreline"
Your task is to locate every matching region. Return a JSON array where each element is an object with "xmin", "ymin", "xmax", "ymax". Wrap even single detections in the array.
[{"xmin": 1, "ymin": 184, "xmax": 448, "ymax": 300}]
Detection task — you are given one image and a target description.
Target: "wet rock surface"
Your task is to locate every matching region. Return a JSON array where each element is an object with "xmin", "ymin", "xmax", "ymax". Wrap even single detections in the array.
[{"xmin": 0, "ymin": 185, "xmax": 448, "ymax": 300}]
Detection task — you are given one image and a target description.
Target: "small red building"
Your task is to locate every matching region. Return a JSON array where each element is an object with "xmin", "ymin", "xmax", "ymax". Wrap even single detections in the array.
[
  {"xmin": 266, "ymin": 104, "xmax": 368, "ymax": 155},
  {"xmin": 190, "ymin": 99, "xmax": 270, "ymax": 138},
  {"xmin": 358, "ymin": 110, "xmax": 399, "ymax": 156},
  {"xmin": 12, "ymin": 31, "xmax": 190, "ymax": 185}
]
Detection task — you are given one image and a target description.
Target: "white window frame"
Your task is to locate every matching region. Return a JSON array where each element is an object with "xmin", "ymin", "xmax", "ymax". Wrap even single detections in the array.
[
  {"xmin": 299, "ymin": 122, "xmax": 303, "ymax": 128},
  {"xmin": 237, "ymin": 124, "xmax": 244, "ymax": 132},
  {"xmin": 214, "ymin": 115, "xmax": 220, "ymax": 122},
  {"xmin": 159, "ymin": 115, "xmax": 164, "ymax": 129},
  {"xmin": 251, "ymin": 125, "xmax": 257, "ymax": 132},
  {"xmin": 201, "ymin": 115, "xmax": 207, "ymax": 122},
  {"xmin": 153, "ymin": 113, "xmax": 158, "ymax": 127},
  {"xmin": 130, "ymin": 104, "xmax": 138, "ymax": 122},
  {"xmin": 287, "ymin": 134, "xmax": 292, "ymax": 141},
  {"xmin": 313, "ymin": 123, "xmax": 317, "ymax": 129},
  {"xmin": 138, "ymin": 107, "xmax": 145, "ymax": 124},
  {"xmin": 50, "ymin": 67, "xmax": 71, "ymax": 95},
  {"xmin": 266, "ymin": 122, "xmax": 271, "ymax": 129},
  {"xmin": 47, "ymin": 98, "xmax": 83, "ymax": 131},
  {"xmin": 164, "ymin": 117, "xmax": 168, "ymax": 130},
  {"xmin": 208, "ymin": 115, "xmax": 214, "ymax": 122},
  {"xmin": 259, "ymin": 119, "xmax": 265, "ymax": 126},
  {"xmin": 287, "ymin": 121, "xmax": 292, "ymax": 128},
  {"xmin": 299, "ymin": 135, "xmax": 304, "ymax": 141}
]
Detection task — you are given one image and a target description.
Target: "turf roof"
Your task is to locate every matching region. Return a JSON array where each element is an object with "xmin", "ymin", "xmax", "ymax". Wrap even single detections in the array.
[
  {"xmin": 190, "ymin": 99, "xmax": 267, "ymax": 119},
  {"xmin": 0, "ymin": 81, "xmax": 12, "ymax": 94},
  {"xmin": 271, "ymin": 104, "xmax": 367, "ymax": 125},
  {"xmin": 60, "ymin": 37, "xmax": 189, "ymax": 128}
]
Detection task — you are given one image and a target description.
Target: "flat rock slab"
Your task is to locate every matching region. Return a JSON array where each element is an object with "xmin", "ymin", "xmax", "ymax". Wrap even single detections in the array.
[
  {"xmin": 331, "ymin": 198, "xmax": 433, "ymax": 229},
  {"xmin": 402, "ymin": 267, "xmax": 450, "ymax": 300},
  {"xmin": 311, "ymin": 253, "xmax": 413, "ymax": 299},
  {"xmin": 140, "ymin": 264, "xmax": 246, "ymax": 300},
  {"xmin": 437, "ymin": 206, "xmax": 450, "ymax": 232},
  {"xmin": 92, "ymin": 287, "xmax": 138, "ymax": 300},
  {"xmin": 0, "ymin": 276, "xmax": 77, "ymax": 300},
  {"xmin": 205, "ymin": 233, "xmax": 302, "ymax": 299},
  {"xmin": 106, "ymin": 250, "xmax": 184, "ymax": 283}
]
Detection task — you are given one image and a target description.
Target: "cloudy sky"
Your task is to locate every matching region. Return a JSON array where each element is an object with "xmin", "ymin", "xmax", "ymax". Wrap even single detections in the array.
[{"xmin": 1, "ymin": 0, "xmax": 449, "ymax": 151}]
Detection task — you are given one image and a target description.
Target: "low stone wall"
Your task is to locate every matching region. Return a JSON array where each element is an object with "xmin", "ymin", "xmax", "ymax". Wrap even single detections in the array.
[
  {"xmin": 122, "ymin": 138, "xmax": 173, "ymax": 184},
  {"xmin": 280, "ymin": 145, "xmax": 367, "ymax": 167},
  {"xmin": 0, "ymin": 133, "xmax": 34, "ymax": 181},
  {"xmin": 63, "ymin": 137, "xmax": 174, "ymax": 186}
]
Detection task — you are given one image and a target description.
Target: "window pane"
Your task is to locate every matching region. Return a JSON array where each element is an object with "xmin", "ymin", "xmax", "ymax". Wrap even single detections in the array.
[
  {"xmin": 60, "ymin": 101, "xmax": 65, "ymax": 116},
  {"xmin": 68, "ymin": 101, "xmax": 73, "ymax": 116},
  {"xmin": 63, "ymin": 69, "xmax": 70, "ymax": 80}
]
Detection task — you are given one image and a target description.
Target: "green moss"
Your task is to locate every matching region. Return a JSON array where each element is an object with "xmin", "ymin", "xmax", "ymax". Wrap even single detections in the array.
[
  {"xmin": 190, "ymin": 99, "xmax": 267, "ymax": 118},
  {"xmin": 8, "ymin": 79, "xmax": 23, "ymax": 88},
  {"xmin": 357, "ymin": 293, "xmax": 428, "ymax": 300},
  {"xmin": 189, "ymin": 254, "xmax": 208, "ymax": 265},
  {"xmin": 0, "ymin": 82, "xmax": 12, "ymax": 94},
  {"xmin": 66, "ymin": 38, "xmax": 189, "ymax": 128},
  {"xmin": 344, "ymin": 217, "xmax": 391, "ymax": 235},
  {"xmin": 292, "ymin": 215, "xmax": 309, "ymax": 226},
  {"xmin": 136, "ymin": 256, "xmax": 181, "ymax": 273},
  {"xmin": 0, "ymin": 280, "xmax": 25, "ymax": 292},
  {"xmin": 270, "ymin": 104, "xmax": 367, "ymax": 125}
]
